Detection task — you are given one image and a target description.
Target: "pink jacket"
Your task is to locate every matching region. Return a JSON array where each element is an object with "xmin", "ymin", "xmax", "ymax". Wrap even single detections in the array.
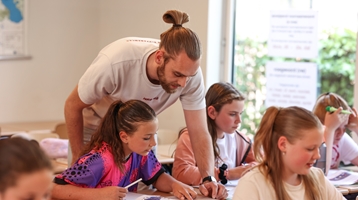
[{"xmin": 172, "ymin": 129, "xmax": 255, "ymax": 185}]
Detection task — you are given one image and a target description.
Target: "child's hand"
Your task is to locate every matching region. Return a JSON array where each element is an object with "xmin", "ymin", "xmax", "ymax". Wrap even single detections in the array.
[
  {"xmin": 347, "ymin": 107, "xmax": 358, "ymax": 133},
  {"xmin": 324, "ymin": 107, "xmax": 349, "ymax": 132},
  {"xmin": 98, "ymin": 186, "xmax": 127, "ymax": 200},
  {"xmin": 214, "ymin": 167, "xmax": 220, "ymax": 181},
  {"xmin": 171, "ymin": 181, "xmax": 197, "ymax": 200}
]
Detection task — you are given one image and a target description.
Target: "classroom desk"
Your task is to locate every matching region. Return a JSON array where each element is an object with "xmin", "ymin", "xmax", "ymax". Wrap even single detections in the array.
[
  {"xmin": 340, "ymin": 185, "xmax": 358, "ymax": 200},
  {"xmin": 133, "ymin": 185, "xmax": 236, "ymax": 200}
]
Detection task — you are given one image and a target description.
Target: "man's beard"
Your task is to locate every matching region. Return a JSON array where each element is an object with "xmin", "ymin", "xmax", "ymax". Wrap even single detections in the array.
[{"xmin": 157, "ymin": 63, "xmax": 177, "ymax": 94}]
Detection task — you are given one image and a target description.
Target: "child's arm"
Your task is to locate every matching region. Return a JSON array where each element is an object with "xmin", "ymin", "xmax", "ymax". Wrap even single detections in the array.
[
  {"xmin": 51, "ymin": 183, "xmax": 127, "ymax": 200},
  {"xmin": 227, "ymin": 164, "xmax": 256, "ymax": 180},
  {"xmin": 324, "ymin": 107, "xmax": 348, "ymax": 140},
  {"xmin": 152, "ymin": 173, "xmax": 197, "ymax": 200},
  {"xmin": 172, "ymin": 131, "xmax": 202, "ymax": 185}
]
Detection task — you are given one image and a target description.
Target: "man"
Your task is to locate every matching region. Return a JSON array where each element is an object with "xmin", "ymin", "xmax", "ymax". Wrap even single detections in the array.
[{"xmin": 65, "ymin": 10, "xmax": 227, "ymax": 199}]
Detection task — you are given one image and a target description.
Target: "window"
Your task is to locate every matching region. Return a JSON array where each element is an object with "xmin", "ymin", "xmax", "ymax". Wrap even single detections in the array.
[{"xmin": 231, "ymin": 0, "xmax": 357, "ymax": 136}]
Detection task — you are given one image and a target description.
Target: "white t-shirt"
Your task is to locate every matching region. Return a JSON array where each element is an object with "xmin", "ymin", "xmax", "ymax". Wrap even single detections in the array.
[
  {"xmin": 216, "ymin": 133, "xmax": 237, "ymax": 168},
  {"xmin": 233, "ymin": 167, "xmax": 345, "ymax": 200},
  {"xmin": 78, "ymin": 37, "xmax": 206, "ymax": 129},
  {"xmin": 331, "ymin": 133, "xmax": 358, "ymax": 168}
]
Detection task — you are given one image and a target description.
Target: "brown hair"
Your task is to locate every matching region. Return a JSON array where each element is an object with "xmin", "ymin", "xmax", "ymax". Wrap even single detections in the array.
[
  {"xmin": 312, "ymin": 92, "xmax": 351, "ymax": 124},
  {"xmin": 254, "ymin": 106, "xmax": 323, "ymax": 200},
  {"xmin": 82, "ymin": 100, "xmax": 156, "ymax": 172},
  {"xmin": 205, "ymin": 82, "xmax": 245, "ymax": 165},
  {"xmin": 160, "ymin": 10, "xmax": 201, "ymax": 61},
  {"xmin": 0, "ymin": 138, "xmax": 52, "ymax": 193}
]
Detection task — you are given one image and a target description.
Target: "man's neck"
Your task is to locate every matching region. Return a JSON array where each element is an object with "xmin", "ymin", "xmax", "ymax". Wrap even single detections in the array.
[{"xmin": 146, "ymin": 52, "xmax": 160, "ymax": 84}]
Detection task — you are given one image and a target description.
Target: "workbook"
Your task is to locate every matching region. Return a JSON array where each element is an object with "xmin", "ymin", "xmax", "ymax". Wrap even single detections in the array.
[{"xmin": 327, "ymin": 169, "xmax": 358, "ymax": 186}]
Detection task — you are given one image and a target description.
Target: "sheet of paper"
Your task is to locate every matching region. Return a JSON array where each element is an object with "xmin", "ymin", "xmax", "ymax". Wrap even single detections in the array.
[{"xmin": 327, "ymin": 169, "xmax": 358, "ymax": 186}]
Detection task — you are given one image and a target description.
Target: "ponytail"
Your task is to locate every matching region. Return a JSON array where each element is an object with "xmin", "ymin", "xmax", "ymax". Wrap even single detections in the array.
[
  {"xmin": 254, "ymin": 106, "xmax": 323, "ymax": 200},
  {"xmin": 82, "ymin": 100, "xmax": 156, "ymax": 172}
]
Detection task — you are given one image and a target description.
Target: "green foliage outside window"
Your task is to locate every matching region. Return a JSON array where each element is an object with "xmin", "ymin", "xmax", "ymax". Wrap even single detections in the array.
[{"xmin": 233, "ymin": 28, "xmax": 356, "ymax": 137}]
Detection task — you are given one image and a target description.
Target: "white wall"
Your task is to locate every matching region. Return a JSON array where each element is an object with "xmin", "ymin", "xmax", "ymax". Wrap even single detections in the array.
[
  {"xmin": 0, "ymin": 1, "xmax": 223, "ymax": 133},
  {"xmin": 0, "ymin": 1, "xmax": 99, "ymax": 123}
]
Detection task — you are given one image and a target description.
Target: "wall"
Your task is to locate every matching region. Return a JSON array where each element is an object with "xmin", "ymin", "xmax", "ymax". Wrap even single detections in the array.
[
  {"xmin": 0, "ymin": 1, "xmax": 99, "ymax": 122},
  {"xmin": 0, "ymin": 1, "xmax": 222, "ymax": 133}
]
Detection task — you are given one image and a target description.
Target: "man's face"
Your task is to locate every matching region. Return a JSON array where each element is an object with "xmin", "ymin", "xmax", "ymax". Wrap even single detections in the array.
[{"xmin": 157, "ymin": 51, "xmax": 200, "ymax": 93}]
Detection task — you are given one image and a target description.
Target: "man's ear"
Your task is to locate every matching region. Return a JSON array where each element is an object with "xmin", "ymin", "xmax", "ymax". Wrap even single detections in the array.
[
  {"xmin": 207, "ymin": 105, "xmax": 217, "ymax": 120},
  {"xmin": 119, "ymin": 131, "xmax": 129, "ymax": 143},
  {"xmin": 277, "ymin": 136, "xmax": 287, "ymax": 153},
  {"xmin": 155, "ymin": 50, "xmax": 165, "ymax": 65}
]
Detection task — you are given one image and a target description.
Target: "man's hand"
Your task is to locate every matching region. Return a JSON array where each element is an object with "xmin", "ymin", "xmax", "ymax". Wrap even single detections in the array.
[{"xmin": 199, "ymin": 181, "xmax": 228, "ymax": 199}]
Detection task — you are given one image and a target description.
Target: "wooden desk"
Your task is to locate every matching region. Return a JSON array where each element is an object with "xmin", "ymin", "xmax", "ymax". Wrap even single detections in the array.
[
  {"xmin": 339, "ymin": 185, "xmax": 358, "ymax": 200},
  {"xmin": 133, "ymin": 185, "xmax": 236, "ymax": 200}
]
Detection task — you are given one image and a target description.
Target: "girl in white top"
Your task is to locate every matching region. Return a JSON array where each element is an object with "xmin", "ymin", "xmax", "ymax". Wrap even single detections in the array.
[
  {"xmin": 312, "ymin": 92, "xmax": 358, "ymax": 169},
  {"xmin": 233, "ymin": 106, "xmax": 345, "ymax": 200}
]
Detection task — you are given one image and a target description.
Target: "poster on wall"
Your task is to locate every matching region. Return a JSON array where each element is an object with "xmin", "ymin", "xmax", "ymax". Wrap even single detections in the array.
[
  {"xmin": 265, "ymin": 61, "xmax": 317, "ymax": 110},
  {"xmin": 0, "ymin": 0, "xmax": 30, "ymax": 60},
  {"xmin": 268, "ymin": 10, "xmax": 318, "ymax": 59}
]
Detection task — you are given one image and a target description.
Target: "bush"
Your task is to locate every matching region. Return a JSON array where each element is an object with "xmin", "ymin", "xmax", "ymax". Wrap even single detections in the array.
[{"xmin": 234, "ymin": 28, "xmax": 356, "ymax": 137}]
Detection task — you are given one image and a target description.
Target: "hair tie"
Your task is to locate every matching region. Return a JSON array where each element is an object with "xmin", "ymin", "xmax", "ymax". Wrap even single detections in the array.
[{"xmin": 173, "ymin": 24, "xmax": 182, "ymax": 28}]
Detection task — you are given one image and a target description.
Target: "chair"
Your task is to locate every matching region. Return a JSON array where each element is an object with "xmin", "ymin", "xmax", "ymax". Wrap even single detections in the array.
[{"xmin": 54, "ymin": 123, "xmax": 68, "ymax": 139}]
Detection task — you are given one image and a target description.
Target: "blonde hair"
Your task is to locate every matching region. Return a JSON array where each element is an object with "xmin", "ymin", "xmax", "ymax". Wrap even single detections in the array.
[
  {"xmin": 160, "ymin": 10, "xmax": 201, "ymax": 61},
  {"xmin": 312, "ymin": 92, "xmax": 351, "ymax": 124},
  {"xmin": 254, "ymin": 106, "xmax": 323, "ymax": 200}
]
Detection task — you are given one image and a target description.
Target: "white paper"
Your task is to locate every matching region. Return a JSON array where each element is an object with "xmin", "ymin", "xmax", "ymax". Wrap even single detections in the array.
[
  {"xmin": 268, "ymin": 10, "xmax": 318, "ymax": 59},
  {"xmin": 327, "ymin": 169, "xmax": 358, "ymax": 186},
  {"xmin": 134, "ymin": 195, "xmax": 171, "ymax": 200},
  {"xmin": 265, "ymin": 61, "xmax": 317, "ymax": 110}
]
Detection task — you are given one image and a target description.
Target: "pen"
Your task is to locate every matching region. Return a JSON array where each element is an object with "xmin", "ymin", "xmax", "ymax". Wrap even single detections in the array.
[
  {"xmin": 124, "ymin": 178, "xmax": 142, "ymax": 189},
  {"xmin": 326, "ymin": 106, "xmax": 352, "ymax": 115}
]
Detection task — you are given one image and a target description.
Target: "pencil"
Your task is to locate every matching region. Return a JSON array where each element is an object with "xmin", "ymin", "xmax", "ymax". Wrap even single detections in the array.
[{"xmin": 124, "ymin": 178, "xmax": 142, "ymax": 189}]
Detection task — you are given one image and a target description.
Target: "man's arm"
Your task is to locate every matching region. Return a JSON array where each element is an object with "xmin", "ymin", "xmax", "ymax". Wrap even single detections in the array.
[
  {"xmin": 183, "ymin": 108, "xmax": 214, "ymax": 179},
  {"xmin": 64, "ymin": 85, "xmax": 91, "ymax": 164}
]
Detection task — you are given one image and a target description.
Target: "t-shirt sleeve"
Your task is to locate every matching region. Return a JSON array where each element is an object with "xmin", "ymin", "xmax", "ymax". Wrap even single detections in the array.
[
  {"xmin": 78, "ymin": 53, "xmax": 117, "ymax": 105},
  {"xmin": 316, "ymin": 168, "xmax": 347, "ymax": 200},
  {"xmin": 179, "ymin": 67, "xmax": 206, "ymax": 110},
  {"xmin": 53, "ymin": 152, "xmax": 105, "ymax": 188},
  {"xmin": 233, "ymin": 175, "xmax": 261, "ymax": 200},
  {"xmin": 172, "ymin": 130, "xmax": 202, "ymax": 185},
  {"xmin": 140, "ymin": 150, "xmax": 164, "ymax": 186},
  {"xmin": 340, "ymin": 133, "xmax": 358, "ymax": 164}
]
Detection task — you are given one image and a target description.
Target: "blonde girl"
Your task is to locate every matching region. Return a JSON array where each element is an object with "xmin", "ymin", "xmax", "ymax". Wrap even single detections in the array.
[{"xmin": 233, "ymin": 106, "xmax": 344, "ymax": 200}]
